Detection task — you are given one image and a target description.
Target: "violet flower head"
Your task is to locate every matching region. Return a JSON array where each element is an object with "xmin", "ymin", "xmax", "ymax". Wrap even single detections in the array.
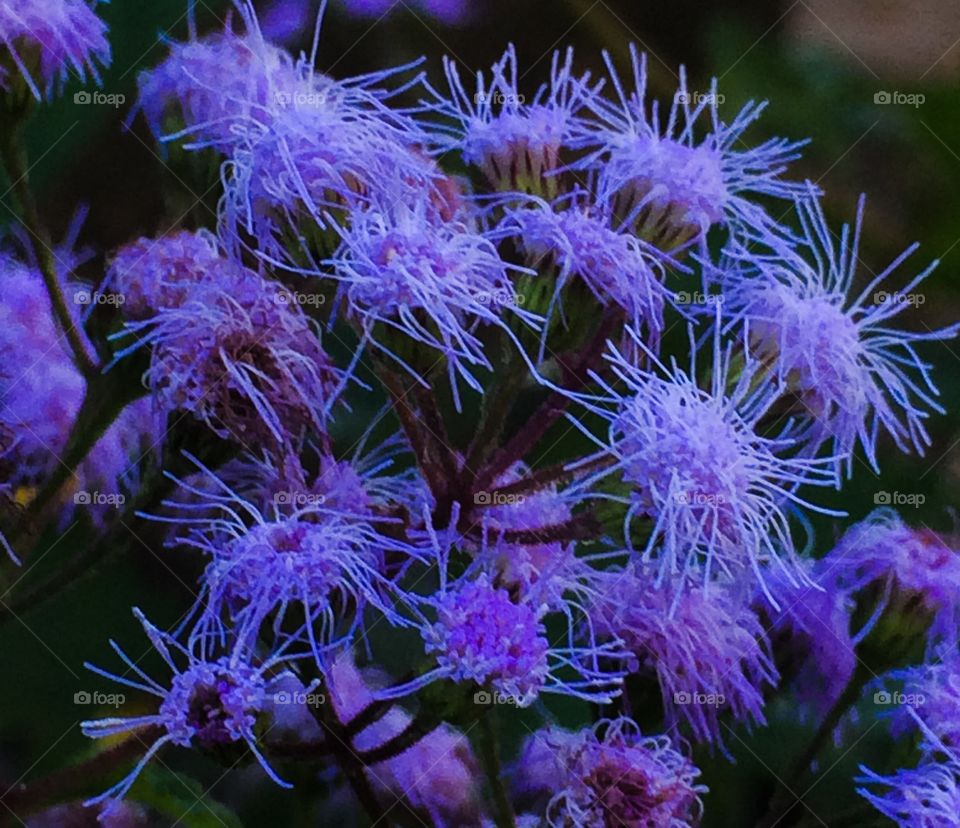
[
  {"xmin": 823, "ymin": 508, "xmax": 960, "ymax": 648},
  {"xmin": 437, "ymin": 45, "xmax": 600, "ymax": 193},
  {"xmin": 330, "ymin": 199, "xmax": 541, "ymax": 409},
  {"xmin": 888, "ymin": 654, "xmax": 960, "ymax": 754},
  {"xmin": 545, "ymin": 718, "xmax": 707, "ymax": 827},
  {"xmin": 0, "ymin": 0, "xmax": 109, "ymax": 100},
  {"xmin": 115, "ymin": 252, "xmax": 342, "ymax": 449},
  {"xmin": 497, "ymin": 195, "xmax": 671, "ymax": 349},
  {"xmin": 578, "ymin": 46, "xmax": 808, "ymax": 249},
  {"xmin": 567, "ymin": 324, "xmax": 839, "ymax": 591},
  {"xmin": 595, "ymin": 565, "xmax": 778, "ymax": 750},
  {"xmin": 858, "ymin": 759, "xmax": 960, "ymax": 827},
  {"xmin": 82, "ymin": 609, "xmax": 297, "ymax": 814},
  {"xmin": 723, "ymin": 192, "xmax": 959, "ymax": 475}
]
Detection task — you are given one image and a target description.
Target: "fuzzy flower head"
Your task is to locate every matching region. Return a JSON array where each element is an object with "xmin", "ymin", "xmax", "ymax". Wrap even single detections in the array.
[
  {"xmin": 579, "ymin": 46, "xmax": 807, "ymax": 249},
  {"xmin": 569, "ymin": 325, "xmax": 838, "ymax": 591},
  {"xmin": 722, "ymin": 194, "xmax": 958, "ymax": 475},
  {"xmin": 858, "ymin": 759, "xmax": 960, "ymax": 827},
  {"xmin": 823, "ymin": 509, "xmax": 960, "ymax": 648},
  {"xmin": 116, "ymin": 255, "xmax": 341, "ymax": 449},
  {"xmin": 545, "ymin": 718, "xmax": 706, "ymax": 827},
  {"xmin": 0, "ymin": 0, "xmax": 109, "ymax": 100},
  {"xmin": 330, "ymin": 199, "xmax": 540, "ymax": 408},
  {"xmin": 889, "ymin": 655, "xmax": 960, "ymax": 754},
  {"xmin": 136, "ymin": 26, "xmax": 298, "ymax": 151},
  {"xmin": 81, "ymin": 609, "xmax": 296, "ymax": 814},
  {"xmin": 595, "ymin": 566, "xmax": 777, "ymax": 750},
  {"xmin": 106, "ymin": 229, "xmax": 226, "ymax": 319},
  {"xmin": 498, "ymin": 196, "xmax": 671, "ymax": 348},
  {"xmin": 438, "ymin": 45, "xmax": 600, "ymax": 194},
  {"xmin": 424, "ymin": 573, "xmax": 550, "ymax": 704}
]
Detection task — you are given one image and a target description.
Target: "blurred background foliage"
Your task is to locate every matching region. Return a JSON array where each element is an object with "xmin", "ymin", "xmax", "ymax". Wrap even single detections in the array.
[{"xmin": 2, "ymin": 1, "xmax": 960, "ymax": 824}]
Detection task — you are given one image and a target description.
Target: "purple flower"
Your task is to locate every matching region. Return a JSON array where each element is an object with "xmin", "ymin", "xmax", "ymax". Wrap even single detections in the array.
[
  {"xmin": 436, "ymin": 45, "xmax": 600, "ymax": 192},
  {"xmin": 328, "ymin": 199, "xmax": 541, "ymax": 409},
  {"xmin": 823, "ymin": 509, "xmax": 960, "ymax": 649},
  {"xmin": 543, "ymin": 718, "xmax": 707, "ymax": 827},
  {"xmin": 887, "ymin": 655, "xmax": 960, "ymax": 754},
  {"xmin": 722, "ymin": 193, "xmax": 959, "ymax": 474},
  {"xmin": 566, "ymin": 325, "xmax": 839, "ymax": 592},
  {"xmin": 0, "ymin": 0, "xmax": 109, "ymax": 100},
  {"xmin": 496, "ymin": 196, "xmax": 671, "ymax": 349},
  {"xmin": 114, "ymin": 249, "xmax": 342, "ymax": 449},
  {"xmin": 82, "ymin": 609, "xmax": 298, "ymax": 815},
  {"xmin": 577, "ymin": 46, "xmax": 808, "ymax": 249},
  {"xmin": 595, "ymin": 565, "xmax": 777, "ymax": 750},
  {"xmin": 858, "ymin": 759, "xmax": 960, "ymax": 827}
]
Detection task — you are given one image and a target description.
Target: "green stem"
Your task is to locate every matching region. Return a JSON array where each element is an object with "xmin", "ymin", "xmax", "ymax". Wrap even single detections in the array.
[
  {"xmin": 0, "ymin": 126, "xmax": 99, "ymax": 377},
  {"xmin": 477, "ymin": 713, "xmax": 515, "ymax": 828}
]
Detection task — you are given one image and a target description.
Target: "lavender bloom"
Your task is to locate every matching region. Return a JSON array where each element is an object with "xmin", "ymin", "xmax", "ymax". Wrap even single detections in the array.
[
  {"xmin": 887, "ymin": 655, "xmax": 960, "ymax": 754},
  {"xmin": 594, "ymin": 565, "xmax": 778, "ymax": 750},
  {"xmin": 858, "ymin": 759, "xmax": 960, "ymax": 827},
  {"xmin": 543, "ymin": 718, "xmax": 707, "ymax": 827},
  {"xmin": 329, "ymin": 199, "xmax": 541, "ymax": 409},
  {"xmin": 436, "ymin": 45, "xmax": 601, "ymax": 193},
  {"xmin": 82, "ymin": 608, "xmax": 300, "ymax": 814},
  {"xmin": 114, "ymin": 251, "xmax": 342, "ymax": 449},
  {"xmin": 566, "ymin": 325, "xmax": 840, "ymax": 592},
  {"xmin": 154, "ymin": 454, "xmax": 420, "ymax": 664},
  {"xmin": 722, "ymin": 193, "xmax": 959, "ymax": 474},
  {"xmin": 577, "ymin": 46, "xmax": 807, "ymax": 249},
  {"xmin": 823, "ymin": 509, "xmax": 960, "ymax": 649},
  {"xmin": 496, "ymin": 195, "xmax": 671, "ymax": 350},
  {"xmin": 0, "ymin": 0, "xmax": 109, "ymax": 100}
]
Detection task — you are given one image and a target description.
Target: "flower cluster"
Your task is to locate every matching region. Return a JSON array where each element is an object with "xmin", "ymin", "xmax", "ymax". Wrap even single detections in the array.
[{"xmin": 3, "ymin": 2, "xmax": 958, "ymax": 826}]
